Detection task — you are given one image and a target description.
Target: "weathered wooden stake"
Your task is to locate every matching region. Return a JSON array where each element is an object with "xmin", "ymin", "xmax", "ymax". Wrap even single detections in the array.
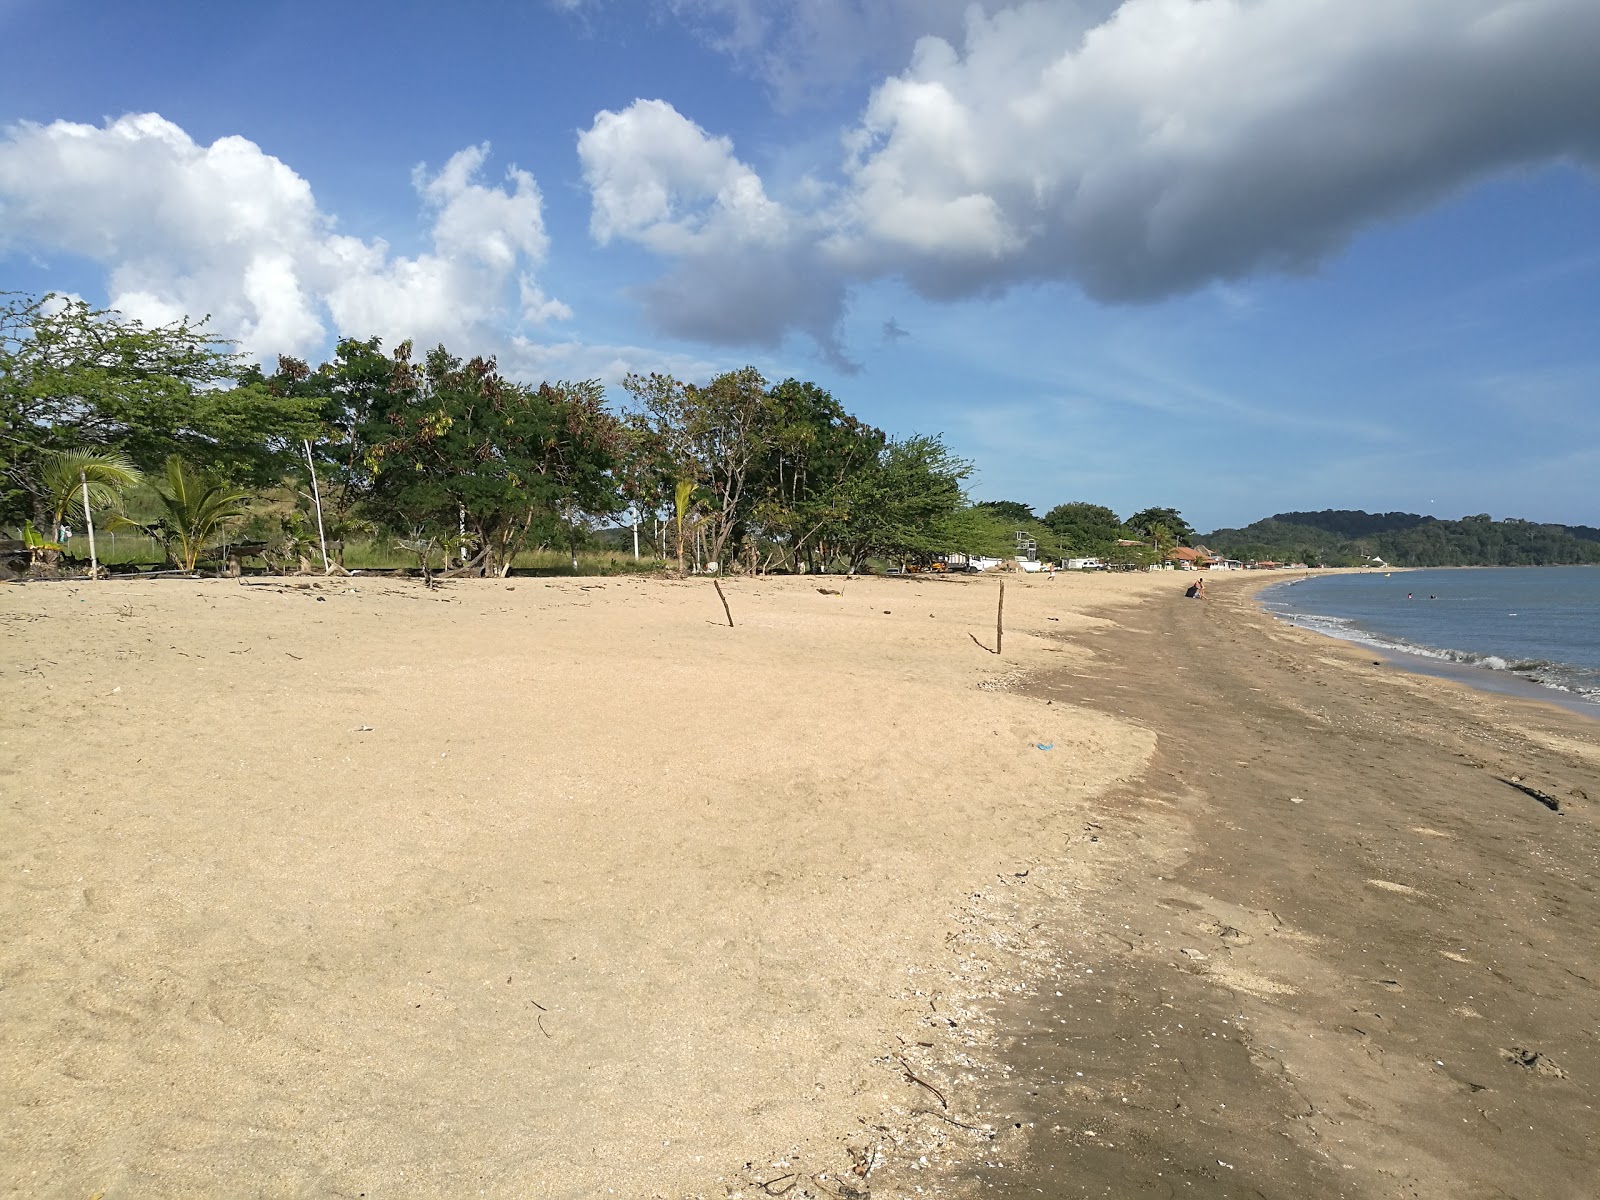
[
  {"xmin": 996, "ymin": 578, "xmax": 1005, "ymax": 655},
  {"xmin": 713, "ymin": 578, "xmax": 734, "ymax": 628}
]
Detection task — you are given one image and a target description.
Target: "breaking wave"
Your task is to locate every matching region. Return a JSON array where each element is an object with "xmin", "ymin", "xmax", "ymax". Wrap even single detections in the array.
[{"xmin": 1259, "ymin": 594, "xmax": 1600, "ymax": 706}]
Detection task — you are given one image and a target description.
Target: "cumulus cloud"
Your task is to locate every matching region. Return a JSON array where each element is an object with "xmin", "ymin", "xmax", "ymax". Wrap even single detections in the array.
[
  {"xmin": 578, "ymin": 99, "xmax": 853, "ymax": 364},
  {"xmin": 659, "ymin": 0, "xmax": 1021, "ymax": 107},
  {"xmin": 586, "ymin": 0, "xmax": 1600, "ymax": 353},
  {"xmin": 0, "ymin": 113, "xmax": 568, "ymax": 361}
]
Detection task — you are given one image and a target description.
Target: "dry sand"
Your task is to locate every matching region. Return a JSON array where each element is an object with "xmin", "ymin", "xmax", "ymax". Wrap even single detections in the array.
[
  {"xmin": 3, "ymin": 571, "xmax": 1150, "ymax": 1198},
  {"xmin": 3, "ymin": 569, "xmax": 1596, "ymax": 1198}
]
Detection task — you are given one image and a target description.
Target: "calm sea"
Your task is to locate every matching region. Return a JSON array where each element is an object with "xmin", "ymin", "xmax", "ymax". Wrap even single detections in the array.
[{"xmin": 1260, "ymin": 566, "xmax": 1600, "ymax": 717}]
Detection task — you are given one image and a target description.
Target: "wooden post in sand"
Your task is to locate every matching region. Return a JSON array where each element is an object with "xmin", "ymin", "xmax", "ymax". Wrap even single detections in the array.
[
  {"xmin": 713, "ymin": 578, "xmax": 734, "ymax": 628},
  {"xmin": 996, "ymin": 578, "xmax": 1005, "ymax": 655}
]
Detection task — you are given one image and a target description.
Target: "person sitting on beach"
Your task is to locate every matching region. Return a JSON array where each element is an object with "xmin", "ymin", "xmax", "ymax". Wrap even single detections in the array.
[{"xmin": 1185, "ymin": 578, "xmax": 1205, "ymax": 599}]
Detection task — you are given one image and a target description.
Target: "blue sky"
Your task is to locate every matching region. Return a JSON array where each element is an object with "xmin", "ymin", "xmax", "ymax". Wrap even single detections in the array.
[{"xmin": 2, "ymin": 0, "xmax": 1597, "ymax": 531}]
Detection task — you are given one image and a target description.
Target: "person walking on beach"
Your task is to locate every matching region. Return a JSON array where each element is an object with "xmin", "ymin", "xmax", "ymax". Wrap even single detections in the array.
[{"xmin": 1185, "ymin": 577, "xmax": 1205, "ymax": 599}]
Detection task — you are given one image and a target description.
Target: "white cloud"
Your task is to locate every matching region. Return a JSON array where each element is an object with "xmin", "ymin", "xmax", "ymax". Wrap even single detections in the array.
[
  {"xmin": 660, "ymin": 0, "xmax": 1079, "ymax": 108},
  {"xmin": 833, "ymin": 0, "xmax": 1600, "ymax": 301},
  {"xmin": 580, "ymin": 98, "xmax": 790, "ymax": 253},
  {"xmin": 578, "ymin": 99, "xmax": 852, "ymax": 364},
  {"xmin": 0, "ymin": 114, "xmax": 568, "ymax": 362},
  {"xmin": 585, "ymin": 0, "xmax": 1600, "ymax": 354}
]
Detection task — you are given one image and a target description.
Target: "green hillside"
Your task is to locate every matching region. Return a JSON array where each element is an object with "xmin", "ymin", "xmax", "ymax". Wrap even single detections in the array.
[{"xmin": 1205, "ymin": 510, "xmax": 1600, "ymax": 568}]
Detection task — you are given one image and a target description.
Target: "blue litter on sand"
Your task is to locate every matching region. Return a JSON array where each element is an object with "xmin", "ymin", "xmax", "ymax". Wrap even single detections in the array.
[{"xmin": 1034, "ymin": 742, "xmax": 1055, "ymax": 751}]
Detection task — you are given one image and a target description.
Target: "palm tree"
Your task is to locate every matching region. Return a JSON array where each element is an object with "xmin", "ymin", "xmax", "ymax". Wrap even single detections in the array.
[
  {"xmin": 38, "ymin": 448, "xmax": 141, "ymax": 533},
  {"xmin": 153, "ymin": 456, "xmax": 250, "ymax": 573},
  {"xmin": 673, "ymin": 478, "xmax": 697, "ymax": 574},
  {"xmin": 1147, "ymin": 521, "xmax": 1175, "ymax": 561}
]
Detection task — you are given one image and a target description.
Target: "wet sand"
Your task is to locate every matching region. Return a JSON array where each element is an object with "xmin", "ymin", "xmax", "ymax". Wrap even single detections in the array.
[{"xmin": 913, "ymin": 573, "xmax": 1600, "ymax": 1199}]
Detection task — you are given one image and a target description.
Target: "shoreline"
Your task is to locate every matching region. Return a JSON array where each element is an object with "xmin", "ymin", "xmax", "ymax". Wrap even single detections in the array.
[
  {"xmin": 1253, "ymin": 569, "xmax": 1600, "ymax": 723},
  {"xmin": 914, "ymin": 570, "xmax": 1600, "ymax": 1197}
]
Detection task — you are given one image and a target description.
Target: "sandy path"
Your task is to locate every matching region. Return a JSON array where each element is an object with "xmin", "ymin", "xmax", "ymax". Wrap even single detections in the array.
[{"xmin": 1, "ymin": 571, "xmax": 1156, "ymax": 1198}]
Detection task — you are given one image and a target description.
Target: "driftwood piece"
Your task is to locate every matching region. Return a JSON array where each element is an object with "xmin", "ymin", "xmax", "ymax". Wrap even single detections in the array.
[{"xmin": 1498, "ymin": 777, "xmax": 1561, "ymax": 812}]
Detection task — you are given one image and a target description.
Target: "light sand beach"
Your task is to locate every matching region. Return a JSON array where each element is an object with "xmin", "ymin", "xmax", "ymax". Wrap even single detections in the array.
[{"xmin": 3, "ymin": 570, "xmax": 1596, "ymax": 1198}]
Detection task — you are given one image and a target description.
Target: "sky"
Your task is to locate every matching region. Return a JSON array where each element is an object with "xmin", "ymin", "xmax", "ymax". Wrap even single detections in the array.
[{"xmin": 1, "ymin": 0, "xmax": 1597, "ymax": 531}]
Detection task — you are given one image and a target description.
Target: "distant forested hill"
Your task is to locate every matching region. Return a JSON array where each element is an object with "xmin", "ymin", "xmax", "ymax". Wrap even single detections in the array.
[{"xmin": 1205, "ymin": 510, "xmax": 1600, "ymax": 567}]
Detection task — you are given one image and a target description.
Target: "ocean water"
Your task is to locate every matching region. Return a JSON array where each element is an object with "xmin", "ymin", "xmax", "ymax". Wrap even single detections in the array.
[{"xmin": 1260, "ymin": 566, "xmax": 1600, "ymax": 716}]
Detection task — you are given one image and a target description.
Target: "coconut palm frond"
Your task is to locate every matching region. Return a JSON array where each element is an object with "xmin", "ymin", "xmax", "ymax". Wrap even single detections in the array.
[
  {"xmin": 39, "ymin": 448, "xmax": 141, "ymax": 529},
  {"xmin": 155, "ymin": 456, "xmax": 252, "ymax": 572}
]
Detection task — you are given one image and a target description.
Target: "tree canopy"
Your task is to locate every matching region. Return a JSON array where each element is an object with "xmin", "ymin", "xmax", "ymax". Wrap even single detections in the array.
[
  {"xmin": 1, "ymin": 293, "xmax": 319, "ymax": 525},
  {"xmin": 14, "ymin": 291, "xmax": 1595, "ymax": 578}
]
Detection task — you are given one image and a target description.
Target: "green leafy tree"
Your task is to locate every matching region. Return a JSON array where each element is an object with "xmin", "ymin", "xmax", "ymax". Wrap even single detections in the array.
[
  {"xmin": 975, "ymin": 500, "xmax": 1036, "ymax": 524},
  {"xmin": 1125, "ymin": 506, "xmax": 1194, "ymax": 544},
  {"xmin": 1145, "ymin": 521, "xmax": 1176, "ymax": 559},
  {"xmin": 1104, "ymin": 539, "xmax": 1158, "ymax": 569},
  {"xmin": 623, "ymin": 366, "xmax": 775, "ymax": 571},
  {"xmin": 835, "ymin": 434, "xmax": 976, "ymax": 571},
  {"xmin": 1042, "ymin": 502, "xmax": 1123, "ymax": 556},
  {"xmin": 1, "ymin": 293, "xmax": 318, "ymax": 525},
  {"xmin": 747, "ymin": 379, "xmax": 885, "ymax": 572},
  {"xmin": 363, "ymin": 345, "xmax": 622, "ymax": 576}
]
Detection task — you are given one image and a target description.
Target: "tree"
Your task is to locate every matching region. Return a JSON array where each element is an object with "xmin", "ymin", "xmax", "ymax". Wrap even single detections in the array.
[
  {"xmin": 1145, "ymin": 521, "xmax": 1176, "ymax": 560},
  {"xmin": 1124, "ymin": 506, "xmax": 1194, "ymax": 544},
  {"xmin": 976, "ymin": 500, "xmax": 1036, "ymax": 524},
  {"xmin": 672, "ymin": 478, "xmax": 698, "ymax": 574},
  {"xmin": 747, "ymin": 379, "xmax": 884, "ymax": 572},
  {"xmin": 363, "ymin": 344, "xmax": 622, "ymax": 576},
  {"xmin": 1042, "ymin": 502, "xmax": 1123, "ymax": 556},
  {"xmin": 1, "ymin": 293, "xmax": 318, "ymax": 526},
  {"xmin": 1104, "ymin": 540, "xmax": 1158, "ymax": 569},
  {"xmin": 623, "ymin": 367, "xmax": 774, "ymax": 572},
  {"xmin": 834, "ymin": 434, "xmax": 976, "ymax": 571}
]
